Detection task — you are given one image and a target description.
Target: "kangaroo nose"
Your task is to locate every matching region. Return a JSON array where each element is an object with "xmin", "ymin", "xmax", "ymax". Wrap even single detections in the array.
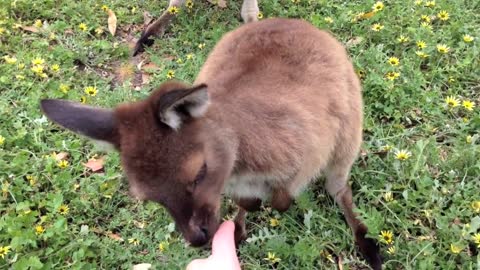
[{"xmin": 189, "ymin": 225, "xmax": 209, "ymax": 247}]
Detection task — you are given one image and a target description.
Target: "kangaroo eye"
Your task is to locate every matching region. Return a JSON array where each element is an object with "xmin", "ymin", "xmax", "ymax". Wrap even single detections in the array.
[{"xmin": 193, "ymin": 163, "xmax": 207, "ymax": 186}]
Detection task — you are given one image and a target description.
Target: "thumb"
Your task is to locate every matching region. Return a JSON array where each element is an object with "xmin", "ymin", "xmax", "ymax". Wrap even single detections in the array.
[
  {"xmin": 186, "ymin": 258, "xmax": 210, "ymax": 270},
  {"xmin": 211, "ymin": 220, "xmax": 237, "ymax": 258}
]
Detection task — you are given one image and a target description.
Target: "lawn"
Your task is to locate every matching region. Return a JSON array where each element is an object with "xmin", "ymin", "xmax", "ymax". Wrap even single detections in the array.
[{"xmin": 1, "ymin": 0, "xmax": 479, "ymax": 269}]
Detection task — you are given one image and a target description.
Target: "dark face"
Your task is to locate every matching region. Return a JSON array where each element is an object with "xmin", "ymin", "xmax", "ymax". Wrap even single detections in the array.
[{"xmin": 40, "ymin": 81, "xmax": 229, "ymax": 247}]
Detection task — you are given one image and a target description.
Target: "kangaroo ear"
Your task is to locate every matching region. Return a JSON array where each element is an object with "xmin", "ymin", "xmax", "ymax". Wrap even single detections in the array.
[
  {"xmin": 157, "ymin": 84, "xmax": 210, "ymax": 130},
  {"xmin": 40, "ymin": 99, "xmax": 118, "ymax": 146}
]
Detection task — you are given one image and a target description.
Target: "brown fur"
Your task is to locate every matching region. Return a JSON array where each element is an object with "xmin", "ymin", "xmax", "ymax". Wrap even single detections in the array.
[{"xmin": 41, "ymin": 18, "xmax": 381, "ymax": 269}]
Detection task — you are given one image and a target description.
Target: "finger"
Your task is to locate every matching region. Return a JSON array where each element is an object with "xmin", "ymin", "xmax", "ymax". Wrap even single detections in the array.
[
  {"xmin": 211, "ymin": 220, "xmax": 237, "ymax": 258},
  {"xmin": 186, "ymin": 258, "xmax": 209, "ymax": 270}
]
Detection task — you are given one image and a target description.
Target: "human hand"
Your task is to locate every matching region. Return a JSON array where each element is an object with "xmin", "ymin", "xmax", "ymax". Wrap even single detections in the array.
[{"xmin": 186, "ymin": 220, "xmax": 241, "ymax": 270}]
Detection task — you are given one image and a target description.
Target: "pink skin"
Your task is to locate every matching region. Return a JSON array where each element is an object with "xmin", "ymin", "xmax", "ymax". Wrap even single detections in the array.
[{"xmin": 186, "ymin": 221, "xmax": 241, "ymax": 270}]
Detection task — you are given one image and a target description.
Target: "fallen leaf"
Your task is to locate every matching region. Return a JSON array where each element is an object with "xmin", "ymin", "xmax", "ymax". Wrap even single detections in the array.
[
  {"xmin": 20, "ymin": 25, "xmax": 40, "ymax": 33},
  {"xmin": 107, "ymin": 232, "xmax": 124, "ymax": 242},
  {"xmin": 83, "ymin": 157, "xmax": 105, "ymax": 172},
  {"xmin": 360, "ymin": 11, "xmax": 375, "ymax": 20},
  {"xmin": 54, "ymin": 152, "xmax": 69, "ymax": 161},
  {"xmin": 133, "ymin": 263, "xmax": 152, "ymax": 270},
  {"xmin": 107, "ymin": 9, "xmax": 117, "ymax": 36}
]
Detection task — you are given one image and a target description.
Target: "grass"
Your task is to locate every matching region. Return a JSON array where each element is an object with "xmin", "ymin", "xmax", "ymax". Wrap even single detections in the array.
[{"xmin": 1, "ymin": 0, "xmax": 479, "ymax": 269}]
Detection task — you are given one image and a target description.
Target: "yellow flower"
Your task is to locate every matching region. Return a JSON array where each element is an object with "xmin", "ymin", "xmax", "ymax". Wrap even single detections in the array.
[
  {"xmin": 26, "ymin": 175, "xmax": 36, "ymax": 186},
  {"xmin": 57, "ymin": 160, "xmax": 69, "ymax": 169},
  {"xmin": 128, "ymin": 238, "xmax": 140, "ymax": 246},
  {"xmin": 31, "ymin": 65, "xmax": 44, "ymax": 73},
  {"xmin": 463, "ymin": 34, "xmax": 474, "ymax": 43},
  {"xmin": 472, "ymin": 201, "xmax": 480, "ymax": 213},
  {"xmin": 84, "ymin": 86, "xmax": 98, "ymax": 96},
  {"xmin": 424, "ymin": 1, "xmax": 435, "ymax": 7},
  {"xmin": 0, "ymin": 245, "xmax": 11, "ymax": 259},
  {"xmin": 372, "ymin": 23, "xmax": 384, "ymax": 32},
  {"xmin": 320, "ymin": 250, "xmax": 335, "ymax": 263},
  {"xmin": 101, "ymin": 5, "xmax": 109, "ymax": 12},
  {"xmin": 448, "ymin": 76, "xmax": 455, "ymax": 83},
  {"xmin": 0, "ymin": 27, "xmax": 5, "ymax": 36},
  {"xmin": 420, "ymin": 15, "xmax": 431, "ymax": 23},
  {"xmin": 414, "ymin": 0, "xmax": 423, "ymax": 6},
  {"xmin": 372, "ymin": 1, "xmax": 384, "ymax": 12},
  {"xmin": 445, "ymin": 96, "xmax": 459, "ymax": 108},
  {"xmin": 34, "ymin": 19, "xmax": 43, "ymax": 28},
  {"xmin": 416, "ymin": 40, "xmax": 427, "ymax": 49},
  {"xmin": 32, "ymin": 57, "xmax": 45, "ymax": 66},
  {"xmin": 49, "ymin": 32, "xmax": 56, "ymax": 40},
  {"xmin": 421, "ymin": 22, "xmax": 432, "ymax": 31},
  {"xmin": 436, "ymin": 44, "xmax": 450, "ymax": 54},
  {"xmin": 387, "ymin": 246, "xmax": 396, "ymax": 254},
  {"xmin": 473, "ymin": 233, "xmax": 480, "ymax": 248},
  {"xmin": 466, "ymin": 135, "xmax": 472, "ymax": 144},
  {"xmin": 58, "ymin": 204, "xmax": 69, "ymax": 215},
  {"xmin": 51, "ymin": 64, "xmax": 60, "ymax": 73},
  {"xmin": 384, "ymin": 192, "xmax": 394, "ymax": 202},
  {"xmin": 388, "ymin": 57, "xmax": 400, "ymax": 66},
  {"xmin": 382, "ymin": 144, "xmax": 393, "ymax": 151},
  {"xmin": 385, "ymin": 71, "xmax": 400, "ymax": 81},
  {"xmin": 324, "ymin": 17, "xmax": 334, "ymax": 24},
  {"xmin": 3, "ymin": 55, "xmax": 17, "ymax": 64},
  {"xmin": 450, "ymin": 243, "xmax": 462, "ymax": 254},
  {"xmin": 158, "ymin": 241, "xmax": 168, "ymax": 252},
  {"xmin": 198, "ymin": 43, "xmax": 206, "ymax": 49},
  {"xmin": 168, "ymin": 6, "xmax": 180, "ymax": 15},
  {"xmin": 395, "ymin": 149, "xmax": 411, "ymax": 161},
  {"xmin": 176, "ymin": 58, "xmax": 183, "ymax": 64},
  {"xmin": 80, "ymin": 96, "xmax": 87, "ymax": 104},
  {"xmin": 186, "ymin": 0, "xmax": 194, "ymax": 9},
  {"xmin": 18, "ymin": 63, "xmax": 25, "ymax": 70},
  {"xmin": 35, "ymin": 225, "xmax": 45, "ymax": 235},
  {"xmin": 379, "ymin": 230, "xmax": 394, "ymax": 244},
  {"xmin": 437, "ymin": 11, "xmax": 449, "ymax": 21},
  {"xmin": 397, "ymin": 35, "xmax": 409, "ymax": 43},
  {"xmin": 166, "ymin": 70, "xmax": 175, "ymax": 79},
  {"xmin": 264, "ymin": 252, "xmax": 281, "ymax": 263},
  {"xmin": 79, "ymin": 23, "xmax": 87, "ymax": 32},
  {"xmin": 257, "ymin": 12, "xmax": 263, "ymax": 19},
  {"xmin": 59, "ymin": 84, "xmax": 69, "ymax": 93},
  {"xmin": 462, "ymin": 100, "xmax": 475, "ymax": 111},
  {"xmin": 415, "ymin": 51, "xmax": 429, "ymax": 58},
  {"xmin": 270, "ymin": 218, "xmax": 279, "ymax": 227},
  {"xmin": 0, "ymin": 135, "xmax": 4, "ymax": 146},
  {"xmin": 186, "ymin": 53, "xmax": 194, "ymax": 60}
]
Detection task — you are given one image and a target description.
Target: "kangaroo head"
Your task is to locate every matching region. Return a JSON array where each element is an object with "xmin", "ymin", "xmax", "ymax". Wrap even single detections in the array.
[{"xmin": 40, "ymin": 81, "xmax": 233, "ymax": 246}]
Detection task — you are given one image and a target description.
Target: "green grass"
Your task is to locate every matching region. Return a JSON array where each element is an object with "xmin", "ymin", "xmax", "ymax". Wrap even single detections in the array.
[{"xmin": 1, "ymin": 0, "xmax": 480, "ymax": 269}]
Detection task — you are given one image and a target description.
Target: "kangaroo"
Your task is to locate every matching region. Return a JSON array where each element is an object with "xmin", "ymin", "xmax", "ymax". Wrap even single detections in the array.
[
  {"xmin": 41, "ymin": 18, "xmax": 381, "ymax": 269},
  {"xmin": 133, "ymin": 0, "xmax": 260, "ymax": 56}
]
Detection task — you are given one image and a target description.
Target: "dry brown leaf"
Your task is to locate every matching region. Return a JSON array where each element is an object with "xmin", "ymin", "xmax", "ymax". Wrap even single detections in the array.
[
  {"xmin": 360, "ymin": 11, "xmax": 375, "ymax": 19},
  {"xmin": 107, "ymin": 9, "xmax": 117, "ymax": 36},
  {"xmin": 20, "ymin": 25, "xmax": 40, "ymax": 33},
  {"xmin": 83, "ymin": 157, "xmax": 105, "ymax": 172},
  {"xmin": 107, "ymin": 232, "xmax": 124, "ymax": 242},
  {"xmin": 54, "ymin": 152, "xmax": 69, "ymax": 161}
]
